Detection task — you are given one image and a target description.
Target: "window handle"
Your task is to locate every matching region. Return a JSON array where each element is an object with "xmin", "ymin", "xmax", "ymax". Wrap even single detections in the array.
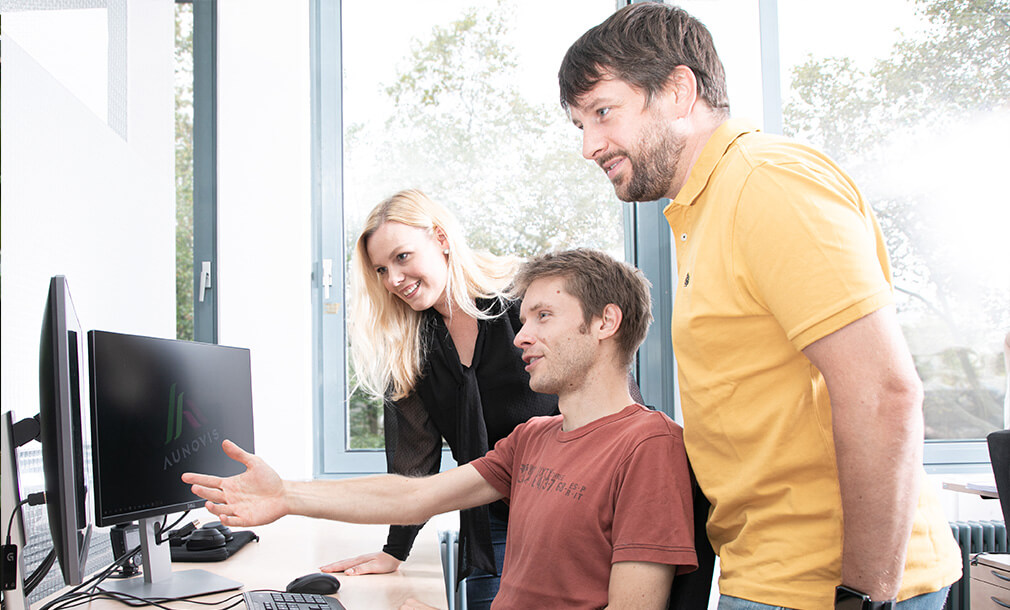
[
  {"xmin": 322, "ymin": 259, "xmax": 333, "ymax": 299},
  {"xmin": 199, "ymin": 261, "xmax": 212, "ymax": 302}
]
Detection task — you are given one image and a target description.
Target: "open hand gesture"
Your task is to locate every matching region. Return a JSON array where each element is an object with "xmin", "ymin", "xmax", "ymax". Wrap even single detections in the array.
[{"xmin": 182, "ymin": 439, "xmax": 289, "ymax": 527}]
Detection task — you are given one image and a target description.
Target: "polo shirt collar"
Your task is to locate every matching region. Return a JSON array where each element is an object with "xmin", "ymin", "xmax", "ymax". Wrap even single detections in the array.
[{"xmin": 670, "ymin": 118, "xmax": 759, "ymax": 208}]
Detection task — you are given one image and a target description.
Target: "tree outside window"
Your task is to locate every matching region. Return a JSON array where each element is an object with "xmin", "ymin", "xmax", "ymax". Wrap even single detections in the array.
[
  {"xmin": 781, "ymin": 0, "xmax": 1010, "ymax": 439},
  {"xmin": 342, "ymin": 0, "xmax": 620, "ymax": 449}
]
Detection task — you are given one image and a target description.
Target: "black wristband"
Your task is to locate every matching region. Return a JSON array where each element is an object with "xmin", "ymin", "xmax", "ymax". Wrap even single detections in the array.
[{"xmin": 835, "ymin": 585, "xmax": 896, "ymax": 609}]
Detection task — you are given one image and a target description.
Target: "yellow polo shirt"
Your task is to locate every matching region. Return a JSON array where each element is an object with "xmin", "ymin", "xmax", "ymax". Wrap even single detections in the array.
[{"xmin": 664, "ymin": 119, "xmax": 961, "ymax": 608}]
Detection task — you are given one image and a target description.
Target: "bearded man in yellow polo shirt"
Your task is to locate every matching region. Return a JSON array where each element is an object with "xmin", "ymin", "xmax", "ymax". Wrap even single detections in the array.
[{"xmin": 558, "ymin": 3, "xmax": 961, "ymax": 610}]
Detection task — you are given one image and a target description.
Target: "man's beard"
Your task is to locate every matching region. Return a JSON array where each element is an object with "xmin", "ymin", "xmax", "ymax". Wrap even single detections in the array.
[
  {"xmin": 528, "ymin": 333, "xmax": 595, "ymax": 397},
  {"xmin": 613, "ymin": 119, "xmax": 685, "ymax": 203}
]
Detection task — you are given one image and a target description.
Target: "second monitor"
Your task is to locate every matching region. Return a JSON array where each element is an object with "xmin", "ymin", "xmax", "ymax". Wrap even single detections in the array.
[{"xmin": 88, "ymin": 330, "xmax": 255, "ymax": 601}]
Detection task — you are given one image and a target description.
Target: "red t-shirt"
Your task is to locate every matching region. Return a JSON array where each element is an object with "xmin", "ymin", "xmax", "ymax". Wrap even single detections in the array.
[{"xmin": 470, "ymin": 404, "xmax": 697, "ymax": 609}]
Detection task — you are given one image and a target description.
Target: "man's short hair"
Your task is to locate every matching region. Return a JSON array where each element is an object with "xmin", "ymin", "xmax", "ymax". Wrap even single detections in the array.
[
  {"xmin": 513, "ymin": 248, "xmax": 652, "ymax": 369},
  {"xmin": 558, "ymin": 2, "xmax": 729, "ymax": 115}
]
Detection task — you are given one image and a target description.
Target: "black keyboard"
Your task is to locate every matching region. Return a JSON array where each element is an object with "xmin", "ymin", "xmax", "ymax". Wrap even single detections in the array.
[{"xmin": 243, "ymin": 591, "xmax": 347, "ymax": 610}]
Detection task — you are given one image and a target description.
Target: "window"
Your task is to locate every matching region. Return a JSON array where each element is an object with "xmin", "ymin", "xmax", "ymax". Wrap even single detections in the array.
[
  {"xmin": 694, "ymin": 0, "xmax": 1008, "ymax": 467},
  {"xmin": 775, "ymin": 0, "xmax": 1009, "ymax": 465},
  {"xmin": 176, "ymin": 0, "xmax": 219, "ymax": 344},
  {"xmin": 315, "ymin": 0, "xmax": 1007, "ymax": 474},
  {"xmin": 317, "ymin": 0, "xmax": 624, "ymax": 473},
  {"xmin": 175, "ymin": 1, "xmax": 195, "ymax": 340}
]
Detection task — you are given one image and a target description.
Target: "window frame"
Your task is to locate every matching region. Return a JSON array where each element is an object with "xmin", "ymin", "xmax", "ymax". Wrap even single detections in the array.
[
  {"xmin": 189, "ymin": 0, "xmax": 219, "ymax": 344},
  {"xmin": 311, "ymin": 0, "xmax": 376, "ymax": 475}
]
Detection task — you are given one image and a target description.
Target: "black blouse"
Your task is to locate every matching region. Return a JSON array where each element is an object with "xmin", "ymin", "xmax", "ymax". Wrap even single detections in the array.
[{"xmin": 381, "ymin": 297, "xmax": 559, "ymax": 577}]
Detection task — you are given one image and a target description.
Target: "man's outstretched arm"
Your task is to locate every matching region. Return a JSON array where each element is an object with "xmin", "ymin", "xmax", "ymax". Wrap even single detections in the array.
[{"xmin": 182, "ymin": 439, "xmax": 504, "ymax": 528}]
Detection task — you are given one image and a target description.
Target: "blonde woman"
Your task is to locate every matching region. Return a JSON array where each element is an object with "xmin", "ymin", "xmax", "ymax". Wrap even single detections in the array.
[{"xmin": 321, "ymin": 189, "xmax": 559, "ymax": 609}]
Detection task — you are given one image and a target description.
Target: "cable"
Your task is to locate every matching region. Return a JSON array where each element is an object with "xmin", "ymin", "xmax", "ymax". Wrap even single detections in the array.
[
  {"xmin": 5, "ymin": 499, "xmax": 28, "ymax": 546},
  {"xmin": 4, "ymin": 493, "xmax": 44, "ymax": 546},
  {"xmin": 37, "ymin": 545, "xmax": 140, "ymax": 610},
  {"xmin": 82, "ymin": 590, "xmax": 246, "ymax": 610},
  {"xmin": 33, "ymin": 509, "xmax": 242, "ymax": 610},
  {"xmin": 155, "ymin": 511, "xmax": 192, "ymax": 545},
  {"xmin": 39, "ymin": 524, "xmax": 238, "ymax": 610},
  {"xmin": 162, "ymin": 511, "xmax": 191, "ymax": 534},
  {"xmin": 47, "ymin": 580, "xmax": 247, "ymax": 610},
  {"xmin": 5, "ymin": 492, "xmax": 50, "ymax": 595},
  {"xmin": 6, "ymin": 500, "xmax": 208, "ymax": 607},
  {"xmin": 23, "ymin": 548, "xmax": 56, "ymax": 594}
]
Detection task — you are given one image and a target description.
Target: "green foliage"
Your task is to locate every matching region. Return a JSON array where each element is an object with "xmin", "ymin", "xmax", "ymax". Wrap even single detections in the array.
[
  {"xmin": 175, "ymin": 4, "xmax": 195, "ymax": 341},
  {"xmin": 344, "ymin": 2, "xmax": 624, "ymax": 447},
  {"xmin": 783, "ymin": 56, "xmax": 885, "ymax": 164},
  {"xmin": 876, "ymin": 0, "xmax": 1010, "ymax": 115},
  {"xmin": 787, "ymin": 0, "xmax": 1010, "ymax": 161},
  {"xmin": 348, "ymin": 383, "xmax": 385, "ymax": 450},
  {"xmin": 783, "ymin": 0, "xmax": 1010, "ymax": 438},
  {"xmin": 344, "ymin": 2, "xmax": 621, "ymax": 259}
]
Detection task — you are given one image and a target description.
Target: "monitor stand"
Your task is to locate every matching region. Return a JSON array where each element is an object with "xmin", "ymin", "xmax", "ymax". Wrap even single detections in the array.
[{"xmin": 99, "ymin": 518, "xmax": 241, "ymax": 605}]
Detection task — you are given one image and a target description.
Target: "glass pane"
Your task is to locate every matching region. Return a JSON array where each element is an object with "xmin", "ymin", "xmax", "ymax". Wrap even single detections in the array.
[
  {"xmin": 175, "ymin": 2, "xmax": 195, "ymax": 341},
  {"xmin": 778, "ymin": 0, "xmax": 1010, "ymax": 439},
  {"xmin": 677, "ymin": 0, "xmax": 763, "ymax": 127},
  {"xmin": 341, "ymin": 0, "xmax": 622, "ymax": 450}
]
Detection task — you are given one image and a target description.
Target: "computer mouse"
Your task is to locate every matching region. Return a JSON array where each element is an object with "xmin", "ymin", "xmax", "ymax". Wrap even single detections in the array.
[{"xmin": 285, "ymin": 573, "xmax": 340, "ymax": 595}]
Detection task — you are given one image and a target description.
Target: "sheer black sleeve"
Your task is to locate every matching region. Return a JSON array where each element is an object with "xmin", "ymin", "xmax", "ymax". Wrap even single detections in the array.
[
  {"xmin": 381, "ymin": 391, "xmax": 443, "ymax": 561},
  {"xmin": 628, "ymin": 370, "xmax": 644, "ymax": 404}
]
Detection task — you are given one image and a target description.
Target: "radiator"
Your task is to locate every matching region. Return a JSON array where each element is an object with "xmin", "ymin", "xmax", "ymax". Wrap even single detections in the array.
[{"xmin": 947, "ymin": 520, "xmax": 1008, "ymax": 610}]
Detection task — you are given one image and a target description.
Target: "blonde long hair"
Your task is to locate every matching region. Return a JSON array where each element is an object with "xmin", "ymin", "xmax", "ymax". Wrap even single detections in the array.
[{"xmin": 350, "ymin": 189, "xmax": 519, "ymax": 400}]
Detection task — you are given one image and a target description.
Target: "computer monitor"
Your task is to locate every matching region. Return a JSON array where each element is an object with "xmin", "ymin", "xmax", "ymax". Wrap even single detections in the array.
[
  {"xmin": 87, "ymin": 330, "xmax": 255, "ymax": 600},
  {"xmin": 37, "ymin": 275, "xmax": 93, "ymax": 587}
]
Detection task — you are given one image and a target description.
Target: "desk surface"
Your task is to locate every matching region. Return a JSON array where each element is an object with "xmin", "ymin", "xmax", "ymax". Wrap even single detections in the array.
[
  {"xmin": 70, "ymin": 517, "xmax": 450, "ymax": 610},
  {"xmin": 975, "ymin": 552, "xmax": 1010, "ymax": 571},
  {"xmin": 943, "ymin": 481, "xmax": 1000, "ymax": 499}
]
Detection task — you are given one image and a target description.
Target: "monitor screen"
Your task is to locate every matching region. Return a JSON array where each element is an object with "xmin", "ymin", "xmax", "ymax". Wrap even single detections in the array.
[
  {"xmin": 38, "ymin": 275, "xmax": 92, "ymax": 586},
  {"xmin": 87, "ymin": 331, "xmax": 255, "ymax": 528}
]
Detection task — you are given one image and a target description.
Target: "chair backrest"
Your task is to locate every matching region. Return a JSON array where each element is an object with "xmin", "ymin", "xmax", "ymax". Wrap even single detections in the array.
[
  {"xmin": 1003, "ymin": 331, "xmax": 1009, "ymax": 425},
  {"xmin": 667, "ymin": 471, "xmax": 716, "ymax": 610},
  {"xmin": 987, "ymin": 430, "xmax": 1010, "ymax": 528}
]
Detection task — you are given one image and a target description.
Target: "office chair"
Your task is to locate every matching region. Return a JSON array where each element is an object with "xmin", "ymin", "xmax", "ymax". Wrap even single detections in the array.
[
  {"xmin": 1003, "ymin": 331, "xmax": 1009, "ymax": 426},
  {"xmin": 987, "ymin": 429, "xmax": 1010, "ymax": 530},
  {"xmin": 667, "ymin": 472, "xmax": 716, "ymax": 610},
  {"xmin": 437, "ymin": 528, "xmax": 467, "ymax": 610}
]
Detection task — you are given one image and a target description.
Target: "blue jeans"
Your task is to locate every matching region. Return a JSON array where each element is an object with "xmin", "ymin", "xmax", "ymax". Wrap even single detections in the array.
[
  {"xmin": 462, "ymin": 512, "xmax": 508, "ymax": 610},
  {"xmin": 718, "ymin": 587, "xmax": 950, "ymax": 610}
]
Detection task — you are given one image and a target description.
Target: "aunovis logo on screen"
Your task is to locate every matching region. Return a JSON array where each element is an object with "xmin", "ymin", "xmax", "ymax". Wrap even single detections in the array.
[{"xmin": 163, "ymin": 383, "xmax": 220, "ymax": 471}]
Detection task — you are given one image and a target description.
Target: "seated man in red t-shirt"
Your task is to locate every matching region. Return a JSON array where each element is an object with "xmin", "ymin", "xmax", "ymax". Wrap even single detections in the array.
[{"xmin": 183, "ymin": 249, "xmax": 697, "ymax": 610}]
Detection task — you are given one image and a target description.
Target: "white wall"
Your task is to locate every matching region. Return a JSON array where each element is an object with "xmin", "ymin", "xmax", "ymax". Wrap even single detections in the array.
[
  {"xmin": 1, "ymin": 2, "xmax": 175, "ymax": 421},
  {"xmin": 1, "ymin": 0, "xmax": 317, "ymax": 482},
  {"xmin": 215, "ymin": 0, "xmax": 313, "ymax": 480}
]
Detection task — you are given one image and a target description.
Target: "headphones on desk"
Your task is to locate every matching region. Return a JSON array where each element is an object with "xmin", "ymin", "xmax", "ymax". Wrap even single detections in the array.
[
  {"xmin": 170, "ymin": 521, "xmax": 258, "ymax": 561},
  {"xmin": 172, "ymin": 522, "xmax": 234, "ymax": 551},
  {"xmin": 111, "ymin": 520, "xmax": 259, "ymax": 567}
]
